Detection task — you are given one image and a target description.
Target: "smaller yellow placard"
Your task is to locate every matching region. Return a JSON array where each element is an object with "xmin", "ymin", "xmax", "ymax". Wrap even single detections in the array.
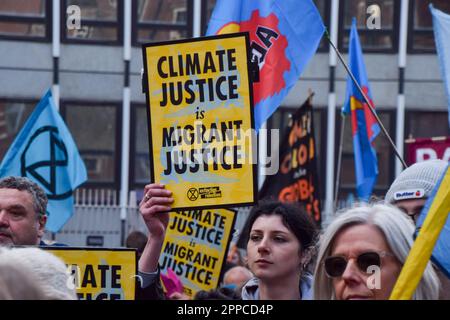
[
  {"xmin": 159, "ymin": 208, "xmax": 236, "ymax": 298},
  {"xmin": 44, "ymin": 247, "xmax": 137, "ymax": 300}
]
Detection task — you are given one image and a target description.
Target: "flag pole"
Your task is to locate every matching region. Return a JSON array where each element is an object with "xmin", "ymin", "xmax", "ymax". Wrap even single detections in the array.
[
  {"xmin": 334, "ymin": 112, "xmax": 346, "ymax": 209},
  {"xmin": 324, "ymin": 30, "xmax": 408, "ymax": 169},
  {"xmin": 307, "ymin": 88, "xmax": 315, "ymax": 105}
]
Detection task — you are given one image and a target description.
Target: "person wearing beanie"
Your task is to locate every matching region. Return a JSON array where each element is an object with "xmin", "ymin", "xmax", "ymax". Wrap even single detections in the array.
[
  {"xmin": 385, "ymin": 159, "xmax": 448, "ymax": 223},
  {"xmin": 0, "ymin": 247, "xmax": 77, "ymax": 300},
  {"xmin": 385, "ymin": 159, "xmax": 450, "ymax": 300}
]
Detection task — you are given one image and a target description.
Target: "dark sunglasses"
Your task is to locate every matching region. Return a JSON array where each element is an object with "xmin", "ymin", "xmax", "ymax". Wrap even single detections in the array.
[{"xmin": 324, "ymin": 251, "xmax": 393, "ymax": 278}]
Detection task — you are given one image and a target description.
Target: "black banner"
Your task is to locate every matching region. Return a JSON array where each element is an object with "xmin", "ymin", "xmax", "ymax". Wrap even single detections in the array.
[{"xmin": 259, "ymin": 98, "xmax": 321, "ymax": 225}]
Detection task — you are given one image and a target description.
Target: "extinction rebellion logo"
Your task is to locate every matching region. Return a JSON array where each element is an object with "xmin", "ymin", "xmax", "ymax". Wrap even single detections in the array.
[
  {"xmin": 20, "ymin": 126, "xmax": 73, "ymax": 201},
  {"xmin": 187, "ymin": 188, "xmax": 199, "ymax": 201}
]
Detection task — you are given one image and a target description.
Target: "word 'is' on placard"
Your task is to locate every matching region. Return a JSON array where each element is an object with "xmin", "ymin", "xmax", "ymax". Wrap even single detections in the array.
[{"xmin": 142, "ymin": 33, "xmax": 257, "ymax": 211}]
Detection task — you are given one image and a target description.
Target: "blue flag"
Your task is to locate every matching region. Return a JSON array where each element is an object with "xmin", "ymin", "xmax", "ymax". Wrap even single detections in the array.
[
  {"xmin": 342, "ymin": 19, "xmax": 380, "ymax": 201},
  {"xmin": 416, "ymin": 163, "xmax": 450, "ymax": 278},
  {"xmin": 0, "ymin": 89, "xmax": 87, "ymax": 232},
  {"xmin": 430, "ymin": 4, "xmax": 450, "ymax": 129},
  {"xmin": 206, "ymin": 0, "xmax": 324, "ymax": 130}
]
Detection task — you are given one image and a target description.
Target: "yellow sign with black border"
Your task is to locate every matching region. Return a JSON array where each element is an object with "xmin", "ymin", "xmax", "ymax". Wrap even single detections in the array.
[
  {"xmin": 142, "ymin": 33, "xmax": 257, "ymax": 210},
  {"xmin": 44, "ymin": 247, "xmax": 137, "ymax": 300},
  {"xmin": 158, "ymin": 208, "xmax": 236, "ymax": 298}
]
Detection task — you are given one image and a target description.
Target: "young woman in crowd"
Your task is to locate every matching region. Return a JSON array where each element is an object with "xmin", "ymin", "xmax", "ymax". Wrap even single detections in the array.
[
  {"xmin": 313, "ymin": 203, "xmax": 440, "ymax": 300},
  {"xmin": 240, "ymin": 200, "xmax": 318, "ymax": 300}
]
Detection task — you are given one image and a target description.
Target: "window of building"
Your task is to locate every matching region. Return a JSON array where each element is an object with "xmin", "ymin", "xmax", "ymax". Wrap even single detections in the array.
[
  {"xmin": 266, "ymin": 105, "xmax": 327, "ymax": 204},
  {"xmin": 62, "ymin": 0, "xmax": 123, "ymax": 44},
  {"xmin": 61, "ymin": 102, "xmax": 120, "ymax": 187},
  {"xmin": 133, "ymin": 0, "xmax": 192, "ymax": 45},
  {"xmin": 201, "ymin": 0, "xmax": 216, "ymax": 36},
  {"xmin": 405, "ymin": 110, "xmax": 449, "ymax": 138},
  {"xmin": 0, "ymin": 100, "xmax": 36, "ymax": 160},
  {"xmin": 339, "ymin": 0, "xmax": 399, "ymax": 52},
  {"xmin": 313, "ymin": 0, "xmax": 330, "ymax": 52},
  {"xmin": 130, "ymin": 104, "xmax": 151, "ymax": 189},
  {"xmin": 408, "ymin": 0, "xmax": 450, "ymax": 52},
  {"xmin": 0, "ymin": 0, "xmax": 50, "ymax": 41},
  {"xmin": 335, "ymin": 110, "xmax": 395, "ymax": 204}
]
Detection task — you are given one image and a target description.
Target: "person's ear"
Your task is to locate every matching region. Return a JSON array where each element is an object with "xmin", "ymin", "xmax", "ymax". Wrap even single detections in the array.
[
  {"xmin": 37, "ymin": 214, "xmax": 47, "ymax": 238},
  {"xmin": 300, "ymin": 246, "xmax": 314, "ymax": 271}
]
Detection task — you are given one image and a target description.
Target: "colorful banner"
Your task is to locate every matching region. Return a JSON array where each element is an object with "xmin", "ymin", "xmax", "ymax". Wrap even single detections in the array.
[
  {"xmin": 158, "ymin": 209, "xmax": 236, "ymax": 298},
  {"xmin": 44, "ymin": 247, "xmax": 137, "ymax": 300},
  {"xmin": 406, "ymin": 136, "xmax": 450, "ymax": 165},
  {"xmin": 142, "ymin": 33, "xmax": 257, "ymax": 210},
  {"xmin": 342, "ymin": 18, "xmax": 380, "ymax": 201},
  {"xmin": 206, "ymin": 0, "xmax": 325, "ymax": 129},
  {"xmin": 259, "ymin": 98, "xmax": 321, "ymax": 224}
]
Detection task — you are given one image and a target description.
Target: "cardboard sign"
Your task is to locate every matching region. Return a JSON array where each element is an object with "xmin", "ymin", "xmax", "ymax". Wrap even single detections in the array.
[
  {"xmin": 158, "ymin": 209, "xmax": 236, "ymax": 298},
  {"xmin": 142, "ymin": 33, "xmax": 257, "ymax": 210},
  {"xmin": 44, "ymin": 247, "xmax": 137, "ymax": 300}
]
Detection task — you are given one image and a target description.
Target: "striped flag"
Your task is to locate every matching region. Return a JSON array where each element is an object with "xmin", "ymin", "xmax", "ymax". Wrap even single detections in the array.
[{"xmin": 342, "ymin": 18, "xmax": 380, "ymax": 201}]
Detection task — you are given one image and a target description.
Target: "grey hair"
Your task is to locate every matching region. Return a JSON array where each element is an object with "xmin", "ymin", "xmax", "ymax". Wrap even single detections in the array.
[
  {"xmin": 0, "ymin": 176, "xmax": 48, "ymax": 217},
  {"xmin": 313, "ymin": 203, "xmax": 440, "ymax": 300}
]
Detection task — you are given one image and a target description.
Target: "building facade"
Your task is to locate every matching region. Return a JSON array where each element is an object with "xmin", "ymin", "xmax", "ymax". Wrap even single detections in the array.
[{"xmin": 0, "ymin": 0, "xmax": 449, "ymax": 227}]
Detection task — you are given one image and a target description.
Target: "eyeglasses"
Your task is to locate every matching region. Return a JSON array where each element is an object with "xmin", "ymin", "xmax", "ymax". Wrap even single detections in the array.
[{"xmin": 324, "ymin": 251, "xmax": 394, "ymax": 278}]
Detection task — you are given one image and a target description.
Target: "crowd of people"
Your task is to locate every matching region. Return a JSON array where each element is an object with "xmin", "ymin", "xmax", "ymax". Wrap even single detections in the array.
[{"xmin": 0, "ymin": 159, "xmax": 448, "ymax": 300}]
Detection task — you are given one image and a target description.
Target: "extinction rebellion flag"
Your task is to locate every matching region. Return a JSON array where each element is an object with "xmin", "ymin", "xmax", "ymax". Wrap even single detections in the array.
[{"xmin": 259, "ymin": 98, "xmax": 321, "ymax": 224}]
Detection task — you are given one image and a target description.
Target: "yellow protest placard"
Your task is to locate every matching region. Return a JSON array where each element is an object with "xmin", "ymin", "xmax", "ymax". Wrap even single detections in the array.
[
  {"xmin": 142, "ymin": 33, "xmax": 257, "ymax": 210},
  {"xmin": 44, "ymin": 248, "xmax": 137, "ymax": 300},
  {"xmin": 158, "ymin": 209, "xmax": 236, "ymax": 298}
]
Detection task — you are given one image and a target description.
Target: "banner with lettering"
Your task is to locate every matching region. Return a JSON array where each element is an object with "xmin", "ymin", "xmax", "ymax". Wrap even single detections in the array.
[
  {"xmin": 44, "ymin": 247, "xmax": 137, "ymax": 300},
  {"xmin": 259, "ymin": 99, "xmax": 321, "ymax": 224},
  {"xmin": 406, "ymin": 136, "xmax": 450, "ymax": 165},
  {"xmin": 158, "ymin": 209, "xmax": 236, "ymax": 297},
  {"xmin": 142, "ymin": 33, "xmax": 257, "ymax": 210}
]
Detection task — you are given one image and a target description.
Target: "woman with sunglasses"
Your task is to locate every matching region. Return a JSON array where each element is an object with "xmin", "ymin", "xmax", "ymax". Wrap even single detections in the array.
[
  {"xmin": 240, "ymin": 200, "xmax": 318, "ymax": 300},
  {"xmin": 313, "ymin": 203, "xmax": 440, "ymax": 300}
]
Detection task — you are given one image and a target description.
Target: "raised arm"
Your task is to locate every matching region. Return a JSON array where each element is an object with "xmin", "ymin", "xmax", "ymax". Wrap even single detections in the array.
[{"xmin": 138, "ymin": 183, "xmax": 173, "ymax": 273}]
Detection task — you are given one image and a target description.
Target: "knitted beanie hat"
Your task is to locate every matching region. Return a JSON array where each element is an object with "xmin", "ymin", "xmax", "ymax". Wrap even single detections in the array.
[
  {"xmin": 385, "ymin": 159, "xmax": 448, "ymax": 203},
  {"xmin": 0, "ymin": 247, "xmax": 77, "ymax": 300}
]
